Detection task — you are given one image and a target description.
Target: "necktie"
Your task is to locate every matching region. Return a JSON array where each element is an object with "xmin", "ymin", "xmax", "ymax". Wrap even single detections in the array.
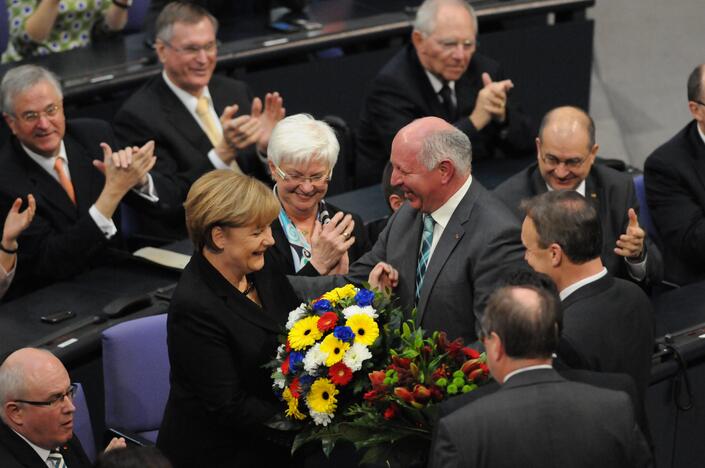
[
  {"xmin": 47, "ymin": 451, "xmax": 67, "ymax": 468},
  {"xmin": 196, "ymin": 96, "xmax": 243, "ymax": 174},
  {"xmin": 439, "ymin": 83, "xmax": 457, "ymax": 121},
  {"xmin": 53, "ymin": 157, "xmax": 76, "ymax": 205},
  {"xmin": 415, "ymin": 214, "xmax": 435, "ymax": 303}
]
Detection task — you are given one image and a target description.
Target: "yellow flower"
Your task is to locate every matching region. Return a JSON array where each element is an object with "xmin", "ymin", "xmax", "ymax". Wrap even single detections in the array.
[
  {"xmin": 307, "ymin": 378, "xmax": 339, "ymax": 414},
  {"xmin": 322, "ymin": 284, "xmax": 357, "ymax": 306},
  {"xmin": 283, "ymin": 388, "xmax": 306, "ymax": 420},
  {"xmin": 288, "ymin": 316, "xmax": 323, "ymax": 350},
  {"xmin": 320, "ymin": 334, "xmax": 350, "ymax": 366},
  {"xmin": 345, "ymin": 313, "xmax": 379, "ymax": 346}
]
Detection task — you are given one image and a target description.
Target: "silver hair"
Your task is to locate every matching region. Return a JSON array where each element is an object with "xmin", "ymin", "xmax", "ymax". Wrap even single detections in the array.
[
  {"xmin": 0, "ymin": 348, "xmax": 56, "ymax": 424},
  {"xmin": 267, "ymin": 114, "xmax": 339, "ymax": 169},
  {"xmin": 0, "ymin": 65, "xmax": 62, "ymax": 115},
  {"xmin": 413, "ymin": 0, "xmax": 478, "ymax": 36},
  {"xmin": 418, "ymin": 128, "xmax": 472, "ymax": 175},
  {"xmin": 155, "ymin": 1, "xmax": 219, "ymax": 43}
]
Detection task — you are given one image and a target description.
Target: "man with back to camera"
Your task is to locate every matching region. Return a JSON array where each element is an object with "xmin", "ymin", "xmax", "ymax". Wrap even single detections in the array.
[{"xmin": 355, "ymin": 0, "xmax": 534, "ymax": 187}]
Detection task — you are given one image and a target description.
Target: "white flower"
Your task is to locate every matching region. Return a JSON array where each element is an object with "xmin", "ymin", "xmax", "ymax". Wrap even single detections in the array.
[
  {"xmin": 303, "ymin": 343, "xmax": 328, "ymax": 374},
  {"xmin": 309, "ymin": 409, "xmax": 335, "ymax": 426},
  {"xmin": 286, "ymin": 303, "xmax": 309, "ymax": 330},
  {"xmin": 271, "ymin": 369, "xmax": 286, "ymax": 389},
  {"xmin": 343, "ymin": 342, "xmax": 372, "ymax": 372},
  {"xmin": 276, "ymin": 344, "xmax": 286, "ymax": 360},
  {"xmin": 342, "ymin": 305, "xmax": 378, "ymax": 320}
]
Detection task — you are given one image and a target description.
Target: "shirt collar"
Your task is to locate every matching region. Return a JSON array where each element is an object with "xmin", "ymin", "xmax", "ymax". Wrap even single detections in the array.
[
  {"xmin": 429, "ymin": 174, "xmax": 472, "ymax": 228},
  {"xmin": 162, "ymin": 70, "xmax": 212, "ymax": 113},
  {"xmin": 545, "ymin": 178, "xmax": 586, "ymax": 197},
  {"xmin": 22, "ymin": 141, "xmax": 68, "ymax": 178},
  {"xmin": 559, "ymin": 267, "xmax": 608, "ymax": 300},
  {"xmin": 11, "ymin": 428, "xmax": 51, "ymax": 463},
  {"xmin": 697, "ymin": 122, "xmax": 705, "ymax": 146},
  {"xmin": 424, "ymin": 70, "xmax": 456, "ymax": 94},
  {"xmin": 504, "ymin": 364, "xmax": 553, "ymax": 383}
]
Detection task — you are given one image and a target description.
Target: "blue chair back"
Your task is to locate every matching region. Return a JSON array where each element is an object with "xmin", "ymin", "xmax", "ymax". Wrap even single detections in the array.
[
  {"xmin": 73, "ymin": 383, "xmax": 97, "ymax": 463},
  {"xmin": 633, "ymin": 174, "xmax": 659, "ymax": 242},
  {"xmin": 124, "ymin": 0, "xmax": 151, "ymax": 33},
  {"xmin": 102, "ymin": 314, "xmax": 170, "ymax": 443}
]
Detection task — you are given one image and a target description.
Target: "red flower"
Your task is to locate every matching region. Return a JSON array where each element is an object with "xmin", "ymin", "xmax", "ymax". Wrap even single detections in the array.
[
  {"xmin": 317, "ymin": 312, "xmax": 338, "ymax": 332},
  {"xmin": 329, "ymin": 362, "xmax": 353, "ymax": 386},
  {"xmin": 281, "ymin": 354, "xmax": 290, "ymax": 375},
  {"xmin": 285, "ymin": 340, "xmax": 291, "ymax": 353},
  {"xmin": 468, "ymin": 368, "xmax": 485, "ymax": 381},
  {"xmin": 432, "ymin": 365, "xmax": 448, "ymax": 381},
  {"xmin": 461, "ymin": 359, "xmax": 481, "ymax": 375},
  {"xmin": 392, "ymin": 356, "xmax": 412, "ymax": 369},
  {"xmin": 461, "ymin": 347, "xmax": 481, "ymax": 359},
  {"xmin": 394, "ymin": 387, "xmax": 414, "ymax": 404},
  {"xmin": 364, "ymin": 390, "xmax": 381, "ymax": 401},
  {"xmin": 413, "ymin": 384, "xmax": 431, "ymax": 403},
  {"xmin": 383, "ymin": 403, "xmax": 399, "ymax": 420},
  {"xmin": 289, "ymin": 377, "xmax": 301, "ymax": 398},
  {"xmin": 368, "ymin": 370, "xmax": 387, "ymax": 389},
  {"xmin": 430, "ymin": 386, "xmax": 444, "ymax": 401}
]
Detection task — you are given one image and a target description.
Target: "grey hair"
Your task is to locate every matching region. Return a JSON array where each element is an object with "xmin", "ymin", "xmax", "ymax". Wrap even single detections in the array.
[
  {"xmin": 0, "ymin": 65, "xmax": 62, "ymax": 115},
  {"xmin": 156, "ymin": 1, "xmax": 219, "ymax": 43},
  {"xmin": 267, "ymin": 114, "xmax": 339, "ymax": 169},
  {"xmin": 0, "ymin": 348, "xmax": 56, "ymax": 424},
  {"xmin": 413, "ymin": 0, "xmax": 478, "ymax": 36},
  {"xmin": 418, "ymin": 127, "xmax": 472, "ymax": 175}
]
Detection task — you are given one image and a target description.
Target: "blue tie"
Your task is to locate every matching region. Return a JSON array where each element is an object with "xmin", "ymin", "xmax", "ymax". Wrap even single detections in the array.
[
  {"xmin": 416, "ymin": 214, "xmax": 435, "ymax": 303},
  {"xmin": 47, "ymin": 452, "xmax": 66, "ymax": 468}
]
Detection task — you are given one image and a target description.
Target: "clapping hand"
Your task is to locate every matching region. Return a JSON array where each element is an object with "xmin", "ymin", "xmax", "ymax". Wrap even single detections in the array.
[
  {"xmin": 470, "ymin": 72, "xmax": 514, "ymax": 130},
  {"xmin": 310, "ymin": 212, "xmax": 355, "ymax": 274},
  {"xmin": 2, "ymin": 195, "xmax": 36, "ymax": 251},
  {"xmin": 251, "ymin": 92, "xmax": 285, "ymax": 153}
]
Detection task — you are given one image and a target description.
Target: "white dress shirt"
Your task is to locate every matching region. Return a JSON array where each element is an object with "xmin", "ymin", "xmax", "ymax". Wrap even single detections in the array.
[
  {"xmin": 422, "ymin": 175, "xmax": 473, "ymax": 259},
  {"xmin": 559, "ymin": 267, "xmax": 608, "ymax": 301}
]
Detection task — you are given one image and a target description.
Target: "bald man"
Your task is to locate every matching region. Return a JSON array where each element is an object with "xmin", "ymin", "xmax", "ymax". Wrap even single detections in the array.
[
  {"xmin": 493, "ymin": 106, "xmax": 663, "ymax": 286},
  {"xmin": 290, "ymin": 117, "xmax": 525, "ymax": 343},
  {"xmin": 0, "ymin": 348, "xmax": 124, "ymax": 468}
]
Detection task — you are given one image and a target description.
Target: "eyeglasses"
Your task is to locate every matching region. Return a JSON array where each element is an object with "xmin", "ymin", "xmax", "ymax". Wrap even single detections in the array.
[
  {"xmin": 540, "ymin": 153, "xmax": 587, "ymax": 169},
  {"xmin": 15, "ymin": 383, "xmax": 77, "ymax": 407},
  {"xmin": 432, "ymin": 37, "xmax": 476, "ymax": 53},
  {"xmin": 16, "ymin": 103, "xmax": 62, "ymax": 124},
  {"xmin": 273, "ymin": 163, "xmax": 330, "ymax": 186},
  {"xmin": 693, "ymin": 99, "xmax": 705, "ymax": 107},
  {"xmin": 164, "ymin": 40, "xmax": 220, "ymax": 57}
]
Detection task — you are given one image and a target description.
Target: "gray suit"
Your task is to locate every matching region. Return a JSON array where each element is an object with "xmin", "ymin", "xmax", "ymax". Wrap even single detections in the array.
[{"xmin": 289, "ymin": 179, "xmax": 526, "ymax": 342}]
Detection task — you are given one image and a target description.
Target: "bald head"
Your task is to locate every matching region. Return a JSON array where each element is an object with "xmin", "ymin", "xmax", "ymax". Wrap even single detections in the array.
[{"xmin": 538, "ymin": 106, "xmax": 595, "ymax": 151}]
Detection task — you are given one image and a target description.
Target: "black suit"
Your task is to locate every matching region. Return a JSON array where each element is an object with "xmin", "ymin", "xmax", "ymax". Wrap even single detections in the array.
[
  {"xmin": 266, "ymin": 203, "xmax": 371, "ymax": 276},
  {"xmin": 493, "ymin": 162, "xmax": 664, "ymax": 286},
  {"xmin": 356, "ymin": 45, "xmax": 534, "ymax": 187},
  {"xmin": 428, "ymin": 368, "xmax": 652, "ymax": 468},
  {"xmin": 644, "ymin": 120, "xmax": 705, "ymax": 285},
  {"xmin": 0, "ymin": 423, "xmax": 91, "ymax": 468},
  {"xmin": 0, "ymin": 119, "xmax": 167, "ymax": 298},
  {"xmin": 157, "ymin": 251, "xmax": 300, "ymax": 468},
  {"xmin": 114, "ymin": 74, "xmax": 263, "ymax": 239},
  {"xmin": 558, "ymin": 275, "xmax": 654, "ymax": 408}
]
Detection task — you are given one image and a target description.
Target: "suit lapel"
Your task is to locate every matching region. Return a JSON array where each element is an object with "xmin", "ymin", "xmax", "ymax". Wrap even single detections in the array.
[
  {"xmin": 407, "ymin": 47, "xmax": 447, "ymax": 118},
  {"xmin": 0, "ymin": 423, "xmax": 51, "ymax": 468},
  {"xmin": 686, "ymin": 122, "xmax": 705, "ymax": 191},
  {"xmin": 63, "ymin": 132, "xmax": 103, "ymax": 214},
  {"xmin": 561, "ymin": 274, "xmax": 613, "ymax": 310},
  {"xmin": 269, "ymin": 218, "xmax": 296, "ymax": 274},
  {"xmin": 157, "ymin": 77, "xmax": 213, "ymax": 158}
]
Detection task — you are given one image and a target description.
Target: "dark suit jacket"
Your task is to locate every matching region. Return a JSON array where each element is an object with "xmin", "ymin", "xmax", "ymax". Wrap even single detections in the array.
[
  {"xmin": 644, "ymin": 120, "xmax": 705, "ymax": 285},
  {"xmin": 114, "ymin": 74, "xmax": 263, "ymax": 239},
  {"xmin": 266, "ymin": 203, "xmax": 371, "ymax": 276},
  {"xmin": 493, "ymin": 162, "xmax": 664, "ymax": 286},
  {"xmin": 0, "ymin": 119, "xmax": 165, "ymax": 298},
  {"xmin": 157, "ymin": 251, "xmax": 300, "ymax": 468},
  {"xmin": 558, "ymin": 275, "xmax": 654, "ymax": 407},
  {"xmin": 289, "ymin": 180, "xmax": 527, "ymax": 343},
  {"xmin": 0, "ymin": 423, "xmax": 91, "ymax": 468},
  {"xmin": 356, "ymin": 45, "xmax": 534, "ymax": 187},
  {"xmin": 428, "ymin": 368, "xmax": 652, "ymax": 468}
]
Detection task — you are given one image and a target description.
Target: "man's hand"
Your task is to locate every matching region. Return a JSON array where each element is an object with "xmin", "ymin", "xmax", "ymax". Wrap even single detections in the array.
[
  {"xmin": 368, "ymin": 262, "xmax": 399, "ymax": 291},
  {"xmin": 615, "ymin": 208, "xmax": 645, "ymax": 260},
  {"xmin": 2, "ymin": 194, "xmax": 36, "ymax": 251},
  {"xmin": 104, "ymin": 437, "xmax": 126, "ymax": 453},
  {"xmin": 469, "ymin": 72, "xmax": 514, "ymax": 130},
  {"xmin": 252, "ymin": 92, "xmax": 285, "ymax": 153},
  {"xmin": 309, "ymin": 212, "xmax": 355, "ymax": 274}
]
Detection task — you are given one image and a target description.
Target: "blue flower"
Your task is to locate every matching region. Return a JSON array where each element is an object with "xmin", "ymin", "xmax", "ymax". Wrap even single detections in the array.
[
  {"xmin": 313, "ymin": 299, "xmax": 332, "ymax": 313},
  {"xmin": 333, "ymin": 325, "xmax": 355, "ymax": 343},
  {"xmin": 355, "ymin": 289, "xmax": 375, "ymax": 306},
  {"xmin": 289, "ymin": 351, "xmax": 304, "ymax": 371},
  {"xmin": 299, "ymin": 374, "xmax": 314, "ymax": 388}
]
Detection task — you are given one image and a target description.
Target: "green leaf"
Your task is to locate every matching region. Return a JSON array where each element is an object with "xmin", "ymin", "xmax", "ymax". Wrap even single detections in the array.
[{"xmin": 321, "ymin": 438, "xmax": 336, "ymax": 458}]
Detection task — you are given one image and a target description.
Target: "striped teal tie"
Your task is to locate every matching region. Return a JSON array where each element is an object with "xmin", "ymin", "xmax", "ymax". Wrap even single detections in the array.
[
  {"xmin": 416, "ymin": 214, "xmax": 435, "ymax": 303},
  {"xmin": 47, "ymin": 452, "xmax": 66, "ymax": 468}
]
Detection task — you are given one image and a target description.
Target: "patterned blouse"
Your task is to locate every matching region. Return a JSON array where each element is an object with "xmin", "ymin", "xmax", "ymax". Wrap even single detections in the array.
[{"xmin": 2, "ymin": 0, "xmax": 111, "ymax": 63}]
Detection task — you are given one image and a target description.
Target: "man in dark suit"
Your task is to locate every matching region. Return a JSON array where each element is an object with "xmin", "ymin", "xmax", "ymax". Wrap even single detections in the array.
[
  {"xmin": 494, "ymin": 106, "xmax": 663, "ymax": 286},
  {"xmin": 428, "ymin": 285, "xmax": 652, "ymax": 468},
  {"xmin": 0, "ymin": 348, "xmax": 124, "ymax": 468},
  {"xmin": 520, "ymin": 191, "xmax": 654, "ymax": 406},
  {"xmin": 644, "ymin": 64, "xmax": 705, "ymax": 286},
  {"xmin": 0, "ymin": 65, "xmax": 170, "ymax": 298},
  {"xmin": 114, "ymin": 2, "xmax": 284, "ymax": 239},
  {"xmin": 290, "ymin": 117, "xmax": 526, "ymax": 343},
  {"xmin": 355, "ymin": 0, "xmax": 534, "ymax": 187}
]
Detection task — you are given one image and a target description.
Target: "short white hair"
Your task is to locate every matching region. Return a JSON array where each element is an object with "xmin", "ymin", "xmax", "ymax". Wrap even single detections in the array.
[
  {"xmin": 0, "ymin": 65, "xmax": 62, "ymax": 115},
  {"xmin": 419, "ymin": 127, "xmax": 472, "ymax": 176},
  {"xmin": 267, "ymin": 114, "xmax": 339, "ymax": 169},
  {"xmin": 413, "ymin": 0, "xmax": 478, "ymax": 36}
]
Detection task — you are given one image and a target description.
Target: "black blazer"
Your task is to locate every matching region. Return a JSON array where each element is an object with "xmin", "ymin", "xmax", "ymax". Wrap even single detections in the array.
[
  {"xmin": 266, "ymin": 203, "xmax": 371, "ymax": 276},
  {"xmin": 114, "ymin": 74, "xmax": 263, "ymax": 239},
  {"xmin": 0, "ymin": 423, "xmax": 91, "ymax": 468},
  {"xmin": 356, "ymin": 44, "xmax": 534, "ymax": 186},
  {"xmin": 428, "ymin": 368, "xmax": 652, "ymax": 468},
  {"xmin": 644, "ymin": 120, "xmax": 705, "ymax": 285},
  {"xmin": 493, "ymin": 162, "xmax": 664, "ymax": 286},
  {"xmin": 157, "ymin": 251, "xmax": 300, "ymax": 468}
]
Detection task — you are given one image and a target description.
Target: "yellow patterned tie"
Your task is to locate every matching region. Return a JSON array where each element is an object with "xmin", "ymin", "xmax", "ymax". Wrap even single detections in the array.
[{"xmin": 195, "ymin": 95, "xmax": 243, "ymax": 174}]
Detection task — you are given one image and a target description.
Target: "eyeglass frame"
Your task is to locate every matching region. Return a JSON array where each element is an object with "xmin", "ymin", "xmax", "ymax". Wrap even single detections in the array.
[
  {"xmin": 272, "ymin": 162, "xmax": 331, "ymax": 186},
  {"xmin": 13, "ymin": 102, "xmax": 63, "ymax": 124},
  {"xmin": 431, "ymin": 36, "xmax": 477, "ymax": 53},
  {"xmin": 692, "ymin": 99, "xmax": 705, "ymax": 107},
  {"xmin": 14, "ymin": 383, "xmax": 77, "ymax": 407},
  {"xmin": 163, "ymin": 39, "xmax": 221, "ymax": 56},
  {"xmin": 539, "ymin": 152, "xmax": 589, "ymax": 170}
]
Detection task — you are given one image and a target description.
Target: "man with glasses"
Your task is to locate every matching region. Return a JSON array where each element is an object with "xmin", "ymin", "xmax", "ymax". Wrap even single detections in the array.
[
  {"xmin": 0, "ymin": 65, "xmax": 172, "ymax": 299},
  {"xmin": 355, "ymin": 0, "xmax": 534, "ymax": 187},
  {"xmin": 644, "ymin": 64, "xmax": 705, "ymax": 285},
  {"xmin": 114, "ymin": 1, "xmax": 284, "ymax": 240},
  {"xmin": 428, "ymin": 284, "xmax": 652, "ymax": 468},
  {"xmin": 0, "ymin": 348, "xmax": 125, "ymax": 467},
  {"xmin": 494, "ymin": 106, "xmax": 663, "ymax": 286}
]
